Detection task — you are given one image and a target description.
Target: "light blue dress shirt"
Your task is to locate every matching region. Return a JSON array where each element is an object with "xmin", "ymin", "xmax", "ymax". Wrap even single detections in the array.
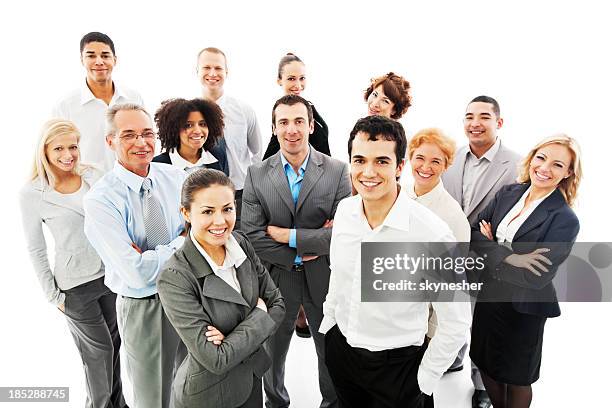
[
  {"xmin": 84, "ymin": 162, "xmax": 186, "ymax": 297},
  {"xmin": 280, "ymin": 150, "xmax": 310, "ymax": 265}
]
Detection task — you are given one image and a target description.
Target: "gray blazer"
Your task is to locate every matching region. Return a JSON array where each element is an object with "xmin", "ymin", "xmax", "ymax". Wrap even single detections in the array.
[
  {"xmin": 19, "ymin": 167, "xmax": 104, "ymax": 306},
  {"xmin": 157, "ymin": 231, "xmax": 285, "ymax": 408},
  {"xmin": 241, "ymin": 148, "xmax": 352, "ymax": 307},
  {"xmin": 442, "ymin": 141, "xmax": 522, "ymax": 225}
]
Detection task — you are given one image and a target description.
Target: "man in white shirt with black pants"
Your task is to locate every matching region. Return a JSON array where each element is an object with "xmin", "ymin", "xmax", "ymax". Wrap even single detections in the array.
[
  {"xmin": 53, "ymin": 32, "xmax": 144, "ymax": 172},
  {"xmin": 320, "ymin": 115, "xmax": 471, "ymax": 407},
  {"xmin": 197, "ymin": 46, "xmax": 262, "ymax": 229}
]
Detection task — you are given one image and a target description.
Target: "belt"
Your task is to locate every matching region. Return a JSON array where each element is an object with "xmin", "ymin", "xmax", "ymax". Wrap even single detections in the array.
[
  {"xmin": 292, "ymin": 264, "xmax": 305, "ymax": 272},
  {"xmin": 122, "ymin": 293, "xmax": 159, "ymax": 300}
]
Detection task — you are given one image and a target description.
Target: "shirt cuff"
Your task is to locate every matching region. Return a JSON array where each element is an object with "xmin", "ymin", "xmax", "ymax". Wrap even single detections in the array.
[
  {"xmin": 289, "ymin": 229, "xmax": 297, "ymax": 248},
  {"xmin": 417, "ymin": 365, "xmax": 439, "ymax": 396},
  {"xmin": 319, "ymin": 315, "xmax": 336, "ymax": 335}
]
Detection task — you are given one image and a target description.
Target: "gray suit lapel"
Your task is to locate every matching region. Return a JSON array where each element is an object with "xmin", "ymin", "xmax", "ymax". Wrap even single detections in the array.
[
  {"xmin": 268, "ymin": 154, "xmax": 296, "ymax": 216},
  {"xmin": 296, "ymin": 149, "xmax": 324, "ymax": 214},
  {"xmin": 235, "ymin": 260, "xmax": 255, "ymax": 306},
  {"xmin": 443, "ymin": 146, "xmax": 467, "ymax": 206},
  {"xmin": 465, "ymin": 148, "xmax": 513, "ymax": 218}
]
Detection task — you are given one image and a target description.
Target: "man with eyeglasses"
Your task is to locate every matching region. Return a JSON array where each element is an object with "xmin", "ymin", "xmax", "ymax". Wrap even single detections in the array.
[
  {"xmin": 84, "ymin": 103, "xmax": 187, "ymax": 408},
  {"xmin": 53, "ymin": 31, "xmax": 144, "ymax": 172}
]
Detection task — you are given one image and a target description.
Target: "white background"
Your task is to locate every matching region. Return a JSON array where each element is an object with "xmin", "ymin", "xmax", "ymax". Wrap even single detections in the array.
[{"xmin": 1, "ymin": 0, "xmax": 611, "ymax": 406}]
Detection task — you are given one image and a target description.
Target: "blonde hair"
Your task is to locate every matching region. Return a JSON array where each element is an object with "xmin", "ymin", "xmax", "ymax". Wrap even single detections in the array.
[
  {"xmin": 31, "ymin": 119, "xmax": 84, "ymax": 187},
  {"xmin": 408, "ymin": 128, "xmax": 457, "ymax": 168},
  {"xmin": 518, "ymin": 134, "xmax": 582, "ymax": 207}
]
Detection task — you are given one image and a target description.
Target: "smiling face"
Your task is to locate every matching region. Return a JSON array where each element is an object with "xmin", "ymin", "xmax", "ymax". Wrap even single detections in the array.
[
  {"xmin": 463, "ymin": 101, "xmax": 502, "ymax": 152},
  {"xmin": 197, "ymin": 51, "xmax": 227, "ymax": 93},
  {"xmin": 367, "ymin": 85, "xmax": 395, "ymax": 118},
  {"xmin": 81, "ymin": 41, "xmax": 116, "ymax": 85},
  {"xmin": 278, "ymin": 61, "xmax": 306, "ymax": 96},
  {"xmin": 182, "ymin": 184, "xmax": 236, "ymax": 253},
  {"xmin": 46, "ymin": 133, "xmax": 80, "ymax": 175},
  {"xmin": 350, "ymin": 131, "xmax": 404, "ymax": 204},
  {"xmin": 410, "ymin": 142, "xmax": 447, "ymax": 195},
  {"xmin": 107, "ymin": 109, "xmax": 155, "ymax": 177},
  {"xmin": 179, "ymin": 111, "xmax": 208, "ymax": 154},
  {"xmin": 529, "ymin": 143, "xmax": 573, "ymax": 192},
  {"xmin": 273, "ymin": 102, "xmax": 314, "ymax": 158}
]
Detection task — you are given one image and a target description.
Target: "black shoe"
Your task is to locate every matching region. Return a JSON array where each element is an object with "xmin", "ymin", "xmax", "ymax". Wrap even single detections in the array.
[
  {"xmin": 295, "ymin": 325, "xmax": 311, "ymax": 338},
  {"xmin": 472, "ymin": 389, "xmax": 492, "ymax": 408},
  {"xmin": 444, "ymin": 365, "xmax": 463, "ymax": 374}
]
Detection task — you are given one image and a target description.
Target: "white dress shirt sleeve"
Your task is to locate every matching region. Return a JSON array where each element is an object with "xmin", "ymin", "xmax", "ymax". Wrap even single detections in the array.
[
  {"xmin": 83, "ymin": 196, "xmax": 185, "ymax": 290},
  {"xmin": 245, "ymin": 104, "xmax": 262, "ymax": 163}
]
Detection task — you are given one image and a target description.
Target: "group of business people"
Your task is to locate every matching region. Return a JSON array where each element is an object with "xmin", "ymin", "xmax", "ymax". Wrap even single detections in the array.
[{"xmin": 20, "ymin": 30, "xmax": 583, "ymax": 408}]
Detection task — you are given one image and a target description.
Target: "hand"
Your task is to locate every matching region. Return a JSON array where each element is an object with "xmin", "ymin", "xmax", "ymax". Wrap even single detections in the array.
[
  {"xmin": 504, "ymin": 248, "xmax": 552, "ymax": 276},
  {"xmin": 58, "ymin": 303, "xmax": 65, "ymax": 313},
  {"xmin": 323, "ymin": 219, "xmax": 333, "ymax": 228},
  {"xmin": 302, "ymin": 255, "xmax": 319, "ymax": 262},
  {"xmin": 256, "ymin": 297, "xmax": 268, "ymax": 313},
  {"xmin": 479, "ymin": 220, "xmax": 493, "ymax": 241},
  {"xmin": 266, "ymin": 225, "xmax": 290, "ymax": 244},
  {"xmin": 205, "ymin": 325, "xmax": 225, "ymax": 346},
  {"xmin": 131, "ymin": 243, "xmax": 143, "ymax": 253}
]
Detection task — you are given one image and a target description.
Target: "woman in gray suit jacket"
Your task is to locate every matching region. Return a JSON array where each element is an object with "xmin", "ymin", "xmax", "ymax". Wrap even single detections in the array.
[
  {"xmin": 157, "ymin": 169, "xmax": 285, "ymax": 408},
  {"xmin": 19, "ymin": 119, "xmax": 127, "ymax": 408}
]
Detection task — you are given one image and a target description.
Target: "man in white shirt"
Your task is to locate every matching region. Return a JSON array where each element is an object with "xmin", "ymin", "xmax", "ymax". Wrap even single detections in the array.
[
  {"xmin": 197, "ymin": 47, "xmax": 262, "ymax": 229},
  {"xmin": 442, "ymin": 96, "xmax": 521, "ymax": 408},
  {"xmin": 320, "ymin": 115, "xmax": 471, "ymax": 407},
  {"xmin": 53, "ymin": 32, "xmax": 144, "ymax": 171}
]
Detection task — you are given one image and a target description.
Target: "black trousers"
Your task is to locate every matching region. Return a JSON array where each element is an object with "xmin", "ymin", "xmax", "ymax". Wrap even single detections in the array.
[{"xmin": 324, "ymin": 325, "xmax": 434, "ymax": 408}]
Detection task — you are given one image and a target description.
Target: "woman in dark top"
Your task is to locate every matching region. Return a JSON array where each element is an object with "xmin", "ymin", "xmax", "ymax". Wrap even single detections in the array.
[
  {"xmin": 153, "ymin": 98, "xmax": 229, "ymax": 175},
  {"xmin": 263, "ymin": 53, "xmax": 330, "ymax": 159},
  {"xmin": 470, "ymin": 134, "xmax": 582, "ymax": 408},
  {"xmin": 364, "ymin": 72, "xmax": 412, "ymax": 120}
]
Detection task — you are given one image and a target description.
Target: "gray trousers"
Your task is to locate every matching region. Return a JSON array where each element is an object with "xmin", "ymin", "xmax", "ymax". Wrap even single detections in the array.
[
  {"xmin": 63, "ymin": 276, "xmax": 127, "ymax": 408},
  {"xmin": 263, "ymin": 266, "xmax": 337, "ymax": 408},
  {"xmin": 117, "ymin": 295, "xmax": 186, "ymax": 408}
]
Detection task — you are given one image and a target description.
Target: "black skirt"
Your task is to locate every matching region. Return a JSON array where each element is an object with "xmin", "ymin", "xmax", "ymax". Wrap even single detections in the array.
[{"xmin": 470, "ymin": 298, "xmax": 547, "ymax": 385}]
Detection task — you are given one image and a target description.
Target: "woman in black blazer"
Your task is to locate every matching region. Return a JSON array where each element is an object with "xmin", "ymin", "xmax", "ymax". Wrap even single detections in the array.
[
  {"xmin": 157, "ymin": 169, "xmax": 285, "ymax": 408},
  {"xmin": 262, "ymin": 53, "xmax": 330, "ymax": 159},
  {"xmin": 153, "ymin": 98, "xmax": 229, "ymax": 175},
  {"xmin": 469, "ymin": 135, "xmax": 582, "ymax": 408}
]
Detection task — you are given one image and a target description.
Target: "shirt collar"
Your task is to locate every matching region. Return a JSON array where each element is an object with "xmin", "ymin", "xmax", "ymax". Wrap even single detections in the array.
[
  {"xmin": 280, "ymin": 148, "xmax": 310, "ymax": 175},
  {"xmin": 351, "ymin": 185, "xmax": 412, "ymax": 233},
  {"xmin": 467, "ymin": 137, "xmax": 501, "ymax": 162},
  {"xmin": 112, "ymin": 161, "xmax": 156, "ymax": 193},
  {"xmin": 79, "ymin": 79, "xmax": 125, "ymax": 105},
  {"xmin": 407, "ymin": 179, "xmax": 444, "ymax": 206},
  {"xmin": 169, "ymin": 150, "xmax": 218, "ymax": 170},
  {"xmin": 189, "ymin": 229, "xmax": 247, "ymax": 272}
]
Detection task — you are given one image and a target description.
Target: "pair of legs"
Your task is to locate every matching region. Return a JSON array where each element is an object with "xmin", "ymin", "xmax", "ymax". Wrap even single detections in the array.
[
  {"xmin": 117, "ymin": 295, "xmax": 185, "ymax": 408},
  {"xmin": 480, "ymin": 370, "xmax": 532, "ymax": 408},
  {"xmin": 63, "ymin": 276, "xmax": 127, "ymax": 408},
  {"xmin": 264, "ymin": 267, "xmax": 337, "ymax": 408}
]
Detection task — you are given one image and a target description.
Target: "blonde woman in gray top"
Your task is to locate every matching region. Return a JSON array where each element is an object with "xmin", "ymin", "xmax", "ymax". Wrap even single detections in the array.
[{"xmin": 19, "ymin": 119, "xmax": 127, "ymax": 408}]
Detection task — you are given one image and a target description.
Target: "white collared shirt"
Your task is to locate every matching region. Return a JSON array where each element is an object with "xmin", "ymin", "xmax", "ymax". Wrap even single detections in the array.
[
  {"xmin": 169, "ymin": 150, "xmax": 218, "ymax": 173},
  {"xmin": 461, "ymin": 137, "xmax": 501, "ymax": 210},
  {"xmin": 407, "ymin": 180, "xmax": 470, "ymax": 242},
  {"xmin": 215, "ymin": 94, "xmax": 262, "ymax": 189},
  {"xmin": 319, "ymin": 188, "xmax": 471, "ymax": 395},
  {"xmin": 496, "ymin": 186, "xmax": 555, "ymax": 243},
  {"xmin": 52, "ymin": 80, "xmax": 144, "ymax": 172},
  {"xmin": 190, "ymin": 230, "xmax": 247, "ymax": 293}
]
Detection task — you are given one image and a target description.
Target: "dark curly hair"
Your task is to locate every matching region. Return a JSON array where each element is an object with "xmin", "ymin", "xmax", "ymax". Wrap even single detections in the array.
[
  {"xmin": 154, "ymin": 98, "xmax": 224, "ymax": 153},
  {"xmin": 363, "ymin": 72, "xmax": 412, "ymax": 120}
]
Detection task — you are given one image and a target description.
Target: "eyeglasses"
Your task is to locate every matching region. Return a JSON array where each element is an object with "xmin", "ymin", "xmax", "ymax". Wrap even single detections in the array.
[{"xmin": 118, "ymin": 131, "xmax": 157, "ymax": 143}]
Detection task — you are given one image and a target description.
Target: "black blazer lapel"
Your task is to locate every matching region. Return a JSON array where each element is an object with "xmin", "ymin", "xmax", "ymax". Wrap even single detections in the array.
[{"xmin": 512, "ymin": 188, "xmax": 565, "ymax": 241}]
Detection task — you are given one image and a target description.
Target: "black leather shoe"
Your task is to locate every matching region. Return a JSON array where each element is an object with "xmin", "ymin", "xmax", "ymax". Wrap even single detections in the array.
[
  {"xmin": 295, "ymin": 325, "xmax": 311, "ymax": 338},
  {"xmin": 472, "ymin": 389, "xmax": 492, "ymax": 408}
]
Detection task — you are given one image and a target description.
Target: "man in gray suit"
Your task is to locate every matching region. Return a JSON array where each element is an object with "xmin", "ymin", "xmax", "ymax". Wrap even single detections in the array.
[
  {"xmin": 242, "ymin": 94, "xmax": 351, "ymax": 408},
  {"xmin": 442, "ymin": 95, "xmax": 521, "ymax": 408}
]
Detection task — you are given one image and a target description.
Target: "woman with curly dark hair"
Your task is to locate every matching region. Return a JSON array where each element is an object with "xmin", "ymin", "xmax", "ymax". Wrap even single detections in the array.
[
  {"xmin": 153, "ymin": 98, "xmax": 229, "ymax": 175},
  {"xmin": 364, "ymin": 72, "xmax": 412, "ymax": 120}
]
